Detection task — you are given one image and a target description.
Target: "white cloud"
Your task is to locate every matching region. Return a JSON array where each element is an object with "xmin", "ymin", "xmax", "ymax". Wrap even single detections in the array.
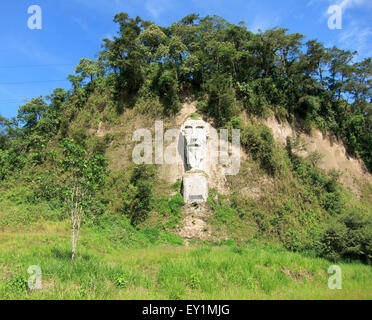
[
  {"xmin": 338, "ymin": 21, "xmax": 372, "ymax": 58},
  {"xmin": 249, "ymin": 14, "xmax": 282, "ymax": 33},
  {"xmin": 308, "ymin": 0, "xmax": 368, "ymax": 14},
  {"xmin": 71, "ymin": 16, "xmax": 88, "ymax": 31},
  {"xmin": 330, "ymin": 0, "xmax": 372, "ymax": 58},
  {"xmin": 308, "ymin": 0, "xmax": 371, "ymax": 58},
  {"xmin": 338, "ymin": 0, "xmax": 365, "ymax": 10},
  {"xmin": 144, "ymin": 0, "xmax": 172, "ymax": 19}
]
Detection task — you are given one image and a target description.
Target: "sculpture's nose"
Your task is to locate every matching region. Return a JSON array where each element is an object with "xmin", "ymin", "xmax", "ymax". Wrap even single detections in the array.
[{"xmin": 190, "ymin": 134, "xmax": 199, "ymax": 145}]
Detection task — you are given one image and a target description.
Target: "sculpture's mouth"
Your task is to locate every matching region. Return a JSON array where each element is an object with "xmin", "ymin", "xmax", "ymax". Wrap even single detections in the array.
[{"xmin": 188, "ymin": 143, "xmax": 201, "ymax": 148}]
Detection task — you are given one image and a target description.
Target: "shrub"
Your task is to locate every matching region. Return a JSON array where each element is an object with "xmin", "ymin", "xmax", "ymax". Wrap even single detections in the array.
[
  {"xmin": 159, "ymin": 233, "xmax": 184, "ymax": 245},
  {"xmin": 283, "ymin": 229, "xmax": 304, "ymax": 252},
  {"xmin": 123, "ymin": 165, "xmax": 156, "ymax": 225},
  {"xmin": 320, "ymin": 211, "xmax": 372, "ymax": 263},
  {"xmin": 240, "ymin": 123, "xmax": 282, "ymax": 175},
  {"xmin": 290, "ymin": 156, "xmax": 344, "ymax": 215},
  {"xmin": 215, "ymin": 205, "xmax": 238, "ymax": 224},
  {"xmin": 196, "ymin": 101, "xmax": 207, "ymax": 112},
  {"xmin": 172, "ymin": 181, "xmax": 181, "ymax": 191},
  {"xmin": 134, "ymin": 97, "xmax": 163, "ymax": 117},
  {"xmin": 236, "ymin": 80, "xmax": 272, "ymax": 118},
  {"xmin": 5, "ymin": 275, "xmax": 28, "ymax": 293},
  {"xmin": 205, "ymin": 74, "xmax": 238, "ymax": 126},
  {"xmin": 142, "ymin": 228, "xmax": 160, "ymax": 244},
  {"xmin": 168, "ymin": 194, "xmax": 184, "ymax": 215},
  {"xmin": 154, "ymin": 194, "xmax": 184, "ymax": 216},
  {"xmin": 229, "ymin": 116, "xmax": 243, "ymax": 129},
  {"xmin": 219, "ymin": 239, "xmax": 236, "ymax": 247},
  {"xmin": 70, "ymin": 126, "xmax": 88, "ymax": 147},
  {"xmin": 114, "ymin": 273, "xmax": 129, "ymax": 288},
  {"xmin": 91, "ymin": 136, "xmax": 107, "ymax": 155},
  {"xmin": 153, "ymin": 193, "xmax": 184, "ymax": 229},
  {"xmin": 232, "ymin": 246, "xmax": 244, "ymax": 255},
  {"xmin": 188, "ymin": 273, "xmax": 201, "ymax": 289},
  {"xmin": 156, "ymin": 69, "xmax": 180, "ymax": 115}
]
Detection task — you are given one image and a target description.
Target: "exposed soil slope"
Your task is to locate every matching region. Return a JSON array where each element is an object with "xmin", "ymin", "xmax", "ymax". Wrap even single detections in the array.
[{"xmin": 265, "ymin": 116, "xmax": 372, "ymax": 196}]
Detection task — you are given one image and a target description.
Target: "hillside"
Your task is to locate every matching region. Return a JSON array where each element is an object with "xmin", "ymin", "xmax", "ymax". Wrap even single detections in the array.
[
  {"xmin": 0, "ymin": 13, "xmax": 371, "ymax": 300},
  {"xmin": 265, "ymin": 116, "xmax": 372, "ymax": 195}
]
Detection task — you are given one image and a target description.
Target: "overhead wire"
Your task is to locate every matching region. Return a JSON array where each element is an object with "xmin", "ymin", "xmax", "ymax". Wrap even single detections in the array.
[
  {"xmin": 0, "ymin": 79, "xmax": 70, "ymax": 85},
  {"xmin": 0, "ymin": 63, "xmax": 75, "ymax": 69}
]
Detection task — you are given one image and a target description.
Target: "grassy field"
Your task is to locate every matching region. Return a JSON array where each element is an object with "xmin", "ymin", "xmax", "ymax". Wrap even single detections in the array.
[{"xmin": 1, "ymin": 222, "xmax": 371, "ymax": 300}]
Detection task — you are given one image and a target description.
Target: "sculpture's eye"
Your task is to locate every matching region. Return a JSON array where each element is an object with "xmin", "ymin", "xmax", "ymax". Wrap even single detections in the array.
[
  {"xmin": 196, "ymin": 126, "xmax": 205, "ymax": 134},
  {"xmin": 184, "ymin": 126, "xmax": 193, "ymax": 135}
]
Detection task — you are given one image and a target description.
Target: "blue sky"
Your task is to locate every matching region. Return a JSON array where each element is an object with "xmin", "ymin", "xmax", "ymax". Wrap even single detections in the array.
[{"xmin": 0, "ymin": 0, "xmax": 371, "ymax": 119}]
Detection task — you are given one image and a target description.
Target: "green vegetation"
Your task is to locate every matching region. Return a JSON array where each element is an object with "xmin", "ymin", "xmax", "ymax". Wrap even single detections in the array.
[
  {"xmin": 58, "ymin": 138, "xmax": 107, "ymax": 260},
  {"xmin": 0, "ymin": 12, "xmax": 371, "ymax": 299},
  {"xmin": 209, "ymin": 145, "xmax": 372, "ymax": 263},
  {"xmin": 122, "ymin": 164, "xmax": 156, "ymax": 226},
  {"xmin": 1, "ymin": 228, "xmax": 371, "ymax": 300},
  {"xmin": 1, "ymin": 13, "xmax": 371, "ymax": 178}
]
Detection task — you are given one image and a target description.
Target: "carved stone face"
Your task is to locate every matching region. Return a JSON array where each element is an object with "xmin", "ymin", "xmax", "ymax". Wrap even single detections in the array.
[{"xmin": 181, "ymin": 120, "xmax": 208, "ymax": 171}]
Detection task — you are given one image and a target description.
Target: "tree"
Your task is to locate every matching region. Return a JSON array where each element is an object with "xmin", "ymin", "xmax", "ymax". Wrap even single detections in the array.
[
  {"xmin": 75, "ymin": 58, "xmax": 105, "ymax": 84},
  {"xmin": 100, "ymin": 13, "xmax": 150, "ymax": 96},
  {"xmin": 346, "ymin": 58, "xmax": 372, "ymax": 106},
  {"xmin": 17, "ymin": 97, "xmax": 47, "ymax": 132},
  {"xmin": 38, "ymin": 88, "xmax": 69, "ymax": 137},
  {"xmin": 326, "ymin": 47, "xmax": 356, "ymax": 99},
  {"xmin": 0, "ymin": 116, "xmax": 9, "ymax": 149},
  {"xmin": 205, "ymin": 72, "xmax": 237, "ymax": 126},
  {"xmin": 58, "ymin": 138, "xmax": 107, "ymax": 260}
]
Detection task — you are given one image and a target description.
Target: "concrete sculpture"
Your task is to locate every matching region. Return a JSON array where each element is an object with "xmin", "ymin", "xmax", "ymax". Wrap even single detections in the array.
[{"xmin": 181, "ymin": 119, "xmax": 209, "ymax": 203}]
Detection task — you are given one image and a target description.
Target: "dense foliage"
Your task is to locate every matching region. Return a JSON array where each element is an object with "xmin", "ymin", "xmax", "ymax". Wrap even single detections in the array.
[
  {"xmin": 97, "ymin": 13, "xmax": 371, "ymax": 168},
  {"xmin": 1, "ymin": 13, "xmax": 371, "ymax": 175},
  {"xmin": 0, "ymin": 13, "xmax": 371, "ymax": 263}
]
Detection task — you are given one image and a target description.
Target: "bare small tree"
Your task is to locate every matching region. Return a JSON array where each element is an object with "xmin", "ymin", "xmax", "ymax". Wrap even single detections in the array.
[
  {"xmin": 67, "ymin": 186, "xmax": 85, "ymax": 260},
  {"xmin": 59, "ymin": 138, "xmax": 106, "ymax": 260}
]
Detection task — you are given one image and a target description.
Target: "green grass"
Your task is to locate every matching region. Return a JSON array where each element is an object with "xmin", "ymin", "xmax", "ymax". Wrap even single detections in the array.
[
  {"xmin": 0, "ymin": 184, "xmax": 371, "ymax": 300},
  {"xmin": 1, "ymin": 226, "xmax": 371, "ymax": 300}
]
